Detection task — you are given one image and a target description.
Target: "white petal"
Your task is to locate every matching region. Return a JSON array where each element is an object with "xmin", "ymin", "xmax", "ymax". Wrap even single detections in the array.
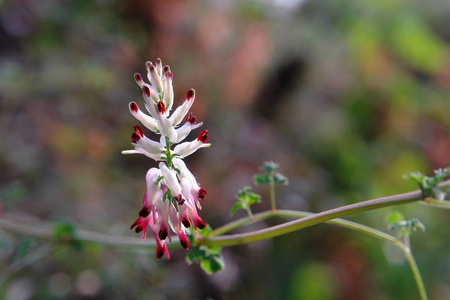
[
  {"xmin": 173, "ymin": 158, "xmax": 197, "ymax": 184},
  {"xmin": 135, "ymin": 135, "xmax": 165, "ymax": 154},
  {"xmin": 168, "ymin": 90, "xmax": 195, "ymax": 126},
  {"xmin": 174, "ymin": 121, "xmax": 203, "ymax": 143},
  {"xmin": 146, "ymin": 61, "xmax": 163, "ymax": 93},
  {"xmin": 173, "ymin": 140, "xmax": 211, "ymax": 158},
  {"xmin": 122, "ymin": 147, "xmax": 163, "ymax": 161},
  {"xmin": 155, "ymin": 103, "xmax": 177, "ymax": 142},
  {"xmin": 159, "ymin": 162, "xmax": 182, "ymax": 197},
  {"xmin": 128, "ymin": 102, "xmax": 158, "ymax": 133}
]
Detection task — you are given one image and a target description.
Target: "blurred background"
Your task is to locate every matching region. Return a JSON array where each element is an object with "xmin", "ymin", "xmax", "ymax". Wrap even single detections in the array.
[{"xmin": 1, "ymin": 0, "xmax": 450, "ymax": 299}]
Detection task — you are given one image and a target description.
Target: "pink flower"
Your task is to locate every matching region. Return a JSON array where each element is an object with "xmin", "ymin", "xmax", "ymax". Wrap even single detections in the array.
[{"xmin": 124, "ymin": 59, "xmax": 210, "ymax": 259}]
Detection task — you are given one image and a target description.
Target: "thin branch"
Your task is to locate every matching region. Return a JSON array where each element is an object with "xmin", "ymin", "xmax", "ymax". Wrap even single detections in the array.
[
  {"xmin": 0, "ymin": 218, "xmax": 182, "ymax": 250},
  {"xmin": 199, "ymin": 189, "xmax": 423, "ymax": 247},
  {"xmin": 209, "ymin": 209, "xmax": 427, "ymax": 300}
]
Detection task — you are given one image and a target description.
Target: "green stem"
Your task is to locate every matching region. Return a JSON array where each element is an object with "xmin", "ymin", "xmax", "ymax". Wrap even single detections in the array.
[
  {"xmin": 165, "ymin": 136, "xmax": 173, "ymax": 168},
  {"xmin": 210, "ymin": 211, "xmax": 274, "ymax": 237},
  {"xmin": 269, "ymin": 173, "xmax": 276, "ymax": 212},
  {"xmin": 420, "ymin": 198, "xmax": 450, "ymax": 209},
  {"xmin": 200, "ymin": 189, "xmax": 422, "ymax": 247},
  {"xmin": 244, "ymin": 206, "xmax": 254, "ymax": 219},
  {"xmin": 403, "ymin": 246, "xmax": 428, "ymax": 300},
  {"xmin": 210, "ymin": 209, "xmax": 427, "ymax": 300},
  {"xmin": 0, "ymin": 218, "xmax": 182, "ymax": 250}
]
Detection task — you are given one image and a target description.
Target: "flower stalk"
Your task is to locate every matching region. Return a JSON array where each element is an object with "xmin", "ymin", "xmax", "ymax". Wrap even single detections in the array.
[{"xmin": 123, "ymin": 59, "xmax": 210, "ymax": 259}]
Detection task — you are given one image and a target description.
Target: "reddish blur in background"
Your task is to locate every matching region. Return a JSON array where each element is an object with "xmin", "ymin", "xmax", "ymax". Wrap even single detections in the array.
[{"xmin": 1, "ymin": 0, "xmax": 450, "ymax": 299}]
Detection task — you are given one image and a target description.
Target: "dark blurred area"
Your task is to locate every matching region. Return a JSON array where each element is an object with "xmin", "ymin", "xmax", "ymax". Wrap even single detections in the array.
[{"xmin": 1, "ymin": 0, "xmax": 450, "ymax": 299}]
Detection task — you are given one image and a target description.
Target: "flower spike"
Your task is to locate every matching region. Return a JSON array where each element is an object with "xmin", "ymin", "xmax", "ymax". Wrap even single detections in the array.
[{"xmin": 123, "ymin": 59, "xmax": 210, "ymax": 260}]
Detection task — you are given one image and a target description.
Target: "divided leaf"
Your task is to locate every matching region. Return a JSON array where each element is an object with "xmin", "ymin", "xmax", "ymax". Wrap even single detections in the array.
[
  {"xmin": 254, "ymin": 173, "xmax": 271, "ymax": 186},
  {"xmin": 404, "ymin": 167, "xmax": 450, "ymax": 199},
  {"xmin": 230, "ymin": 186, "xmax": 261, "ymax": 215},
  {"xmin": 261, "ymin": 161, "xmax": 280, "ymax": 173},
  {"xmin": 273, "ymin": 172, "xmax": 289, "ymax": 185},
  {"xmin": 185, "ymin": 226, "xmax": 224, "ymax": 275},
  {"xmin": 387, "ymin": 212, "xmax": 425, "ymax": 238}
]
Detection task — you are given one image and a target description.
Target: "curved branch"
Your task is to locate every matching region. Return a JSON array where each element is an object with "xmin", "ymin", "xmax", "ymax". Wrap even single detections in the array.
[{"xmin": 199, "ymin": 189, "xmax": 422, "ymax": 247}]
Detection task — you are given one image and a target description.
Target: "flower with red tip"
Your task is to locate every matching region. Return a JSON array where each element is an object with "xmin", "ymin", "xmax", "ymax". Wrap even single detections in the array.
[
  {"xmin": 122, "ymin": 60, "xmax": 208, "ymax": 158},
  {"xmin": 173, "ymin": 130, "xmax": 211, "ymax": 158},
  {"xmin": 123, "ymin": 59, "xmax": 210, "ymax": 260}
]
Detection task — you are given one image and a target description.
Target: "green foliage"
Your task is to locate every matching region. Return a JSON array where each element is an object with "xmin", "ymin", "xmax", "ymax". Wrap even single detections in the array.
[
  {"xmin": 404, "ymin": 167, "xmax": 450, "ymax": 199},
  {"xmin": 288, "ymin": 262, "xmax": 336, "ymax": 300},
  {"xmin": 16, "ymin": 238, "xmax": 37, "ymax": 260},
  {"xmin": 390, "ymin": 14, "xmax": 448, "ymax": 73},
  {"xmin": 261, "ymin": 161, "xmax": 280, "ymax": 173},
  {"xmin": 53, "ymin": 221, "xmax": 83, "ymax": 250},
  {"xmin": 386, "ymin": 211, "xmax": 425, "ymax": 238},
  {"xmin": 274, "ymin": 172, "xmax": 289, "ymax": 185},
  {"xmin": 230, "ymin": 186, "xmax": 261, "ymax": 215},
  {"xmin": 185, "ymin": 226, "xmax": 224, "ymax": 275},
  {"xmin": 254, "ymin": 173, "xmax": 271, "ymax": 185},
  {"xmin": 254, "ymin": 161, "xmax": 289, "ymax": 186}
]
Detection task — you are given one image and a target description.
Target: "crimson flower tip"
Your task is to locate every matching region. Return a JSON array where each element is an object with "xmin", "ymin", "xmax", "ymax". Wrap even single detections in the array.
[
  {"xmin": 182, "ymin": 218, "xmax": 191, "ymax": 228},
  {"xmin": 198, "ymin": 188, "xmax": 207, "ymax": 200},
  {"xmin": 134, "ymin": 125, "xmax": 144, "ymax": 137},
  {"xmin": 186, "ymin": 113, "xmax": 197, "ymax": 124},
  {"xmin": 138, "ymin": 206, "xmax": 150, "ymax": 217},
  {"xmin": 163, "ymin": 65, "xmax": 170, "ymax": 73},
  {"xmin": 134, "ymin": 73, "xmax": 143, "ymax": 82},
  {"xmin": 187, "ymin": 89, "xmax": 195, "ymax": 100},
  {"xmin": 156, "ymin": 248, "xmax": 165, "ymax": 260},
  {"xmin": 180, "ymin": 237, "xmax": 189, "ymax": 250},
  {"xmin": 197, "ymin": 130, "xmax": 209, "ymax": 143},
  {"xmin": 131, "ymin": 132, "xmax": 141, "ymax": 143},
  {"xmin": 129, "ymin": 102, "xmax": 138, "ymax": 113},
  {"xmin": 196, "ymin": 219, "xmax": 206, "ymax": 230},
  {"xmin": 159, "ymin": 228, "xmax": 168, "ymax": 240},
  {"xmin": 157, "ymin": 101, "xmax": 166, "ymax": 114},
  {"xmin": 142, "ymin": 85, "xmax": 151, "ymax": 97}
]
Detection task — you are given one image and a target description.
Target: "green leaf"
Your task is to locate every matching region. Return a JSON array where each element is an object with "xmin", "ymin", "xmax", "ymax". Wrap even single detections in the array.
[
  {"xmin": 254, "ymin": 173, "xmax": 270, "ymax": 185},
  {"xmin": 53, "ymin": 221, "xmax": 83, "ymax": 250},
  {"xmin": 186, "ymin": 246, "xmax": 207, "ymax": 264},
  {"xmin": 434, "ymin": 168, "xmax": 450, "ymax": 182},
  {"xmin": 246, "ymin": 192, "xmax": 261, "ymax": 205},
  {"xmin": 200, "ymin": 255, "xmax": 225, "ymax": 275},
  {"xmin": 235, "ymin": 186, "xmax": 251, "ymax": 201},
  {"xmin": 403, "ymin": 171, "xmax": 424, "ymax": 184},
  {"xmin": 230, "ymin": 202, "xmax": 244, "ymax": 215},
  {"xmin": 16, "ymin": 238, "xmax": 36, "ymax": 259},
  {"xmin": 387, "ymin": 213, "xmax": 426, "ymax": 238},
  {"xmin": 274, "ymin": 172, "xmax": 289, "ymax": 185},
  {"xmin": 186, "ymin": 245, "xmax": 225, "ymax": 274},
  {"xmin": 231, "ymin": 187, "xmax": 261, "ymax": 215},
  {"xmin": 261, "ymin": 161, "xmax": 279, "ymax": 173},
  {"xmin": 197, "ymin": 226, "xmax": 212, "ymax": 238},
  {"xmin": 410, "ymin": 218, "xmax": 426, "ymax": 232},
  {"xmin": 53, "ymin": 221, "xmax": 77, "ymax": 242},
  {"xmin": 386, "ymin": 211, "xmax": 405, "ymax": 225},
  {"xmin": 254, "ymin": 162, "xmax": 289, "ymax": 187},
  {"xmin": 404, "ymin": 167, "xmax": 450, "ymax": 198},
  {"xmin": 236, "ymin": 187, "xmax": 261, "ymax": 205},
  {"xmin": 185, "ymin": 226, "xmax": 225, "ymax": 275}
]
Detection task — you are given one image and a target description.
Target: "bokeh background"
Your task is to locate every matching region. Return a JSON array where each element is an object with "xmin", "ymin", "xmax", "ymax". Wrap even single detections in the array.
[{"xmin": 1, "ymin": 0, "xmax": 450, "ymax": 299}]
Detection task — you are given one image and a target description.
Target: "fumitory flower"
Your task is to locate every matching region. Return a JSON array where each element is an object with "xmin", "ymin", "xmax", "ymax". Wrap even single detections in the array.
[{"xmin": 123, "ymin": 59, "xmax": 210, "ymax": 260}]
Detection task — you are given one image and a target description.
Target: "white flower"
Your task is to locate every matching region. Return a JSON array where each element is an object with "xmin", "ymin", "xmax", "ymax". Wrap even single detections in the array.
[
  {"xmin": 125, "ymin": 59, "xmax": 210, "ymax": 260},
  {"xmin": 122, "ymin": 60, "xmax": 209, "ymax": 160}
]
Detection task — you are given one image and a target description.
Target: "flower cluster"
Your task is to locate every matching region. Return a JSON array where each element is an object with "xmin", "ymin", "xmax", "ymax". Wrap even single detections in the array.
[{"xmin": 123, "ymin": 59, "xmax": 210, "ymax": 259}]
